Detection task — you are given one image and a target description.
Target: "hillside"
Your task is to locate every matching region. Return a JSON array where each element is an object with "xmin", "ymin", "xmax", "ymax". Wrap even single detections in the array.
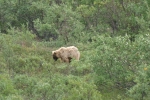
[{"xmin": 1, "ymin": 0, "xmax": 150, "ymax": 100}]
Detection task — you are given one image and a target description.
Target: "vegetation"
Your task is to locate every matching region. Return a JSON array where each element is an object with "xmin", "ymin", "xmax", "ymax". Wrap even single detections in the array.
[{"xmin": 0, "ymin": 0, "xmax": 150, "ymax": 100}]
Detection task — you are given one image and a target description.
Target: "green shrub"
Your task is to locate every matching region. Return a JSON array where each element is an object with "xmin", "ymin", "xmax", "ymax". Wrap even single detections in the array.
[
  {"xmin": 91, "ymin": 34, "xmax": 150, "ymax": 91},
  {"xmin": 0, "ymin": 74, "xmax": 16, "ymax": 98},
  {"xmin": 13, "ymin": 75, "xmax": 37, "ymax": 99},
  {"xmin": 62, "ymin": 75, "xmax": 102, "ymax": 100},
  {"xmin": 128, "ymin": 65, "xmax": 150, "ymax": 100}
]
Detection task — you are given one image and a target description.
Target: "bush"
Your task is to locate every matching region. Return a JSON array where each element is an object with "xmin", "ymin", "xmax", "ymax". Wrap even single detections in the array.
[
  {"xmin": 13, "ymin": 75, "xmax": 37, "ymax": 99},
  {"xmin": 0, "ymin": 74, "xmax": 17, "ymax": 99},
  {"xmin": 91, "ymin": 34, "xmax": 150, "ymax": 91},
  {"xmin": 62, "ymin": 75, "xmax": 102, "ymax": 100},
  {"xmin": 128, "ymin": 65, "xmax": 150, "ymax": 100}
]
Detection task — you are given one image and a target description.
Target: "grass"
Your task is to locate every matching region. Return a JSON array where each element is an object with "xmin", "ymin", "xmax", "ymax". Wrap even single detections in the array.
[
  {"xmin": 101, "ymin": 88, "xmax": 133, "ymax": 100},
  {"xmin": 0, "ymin": 34, "xmax": 136, "ymax": 100}
]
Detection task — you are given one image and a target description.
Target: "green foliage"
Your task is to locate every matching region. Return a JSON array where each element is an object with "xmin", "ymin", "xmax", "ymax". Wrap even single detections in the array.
[
  {"xmin": 128, "ymin": 65, "xmax": 150, "ymax": 100},
  {"xmin": 34, "ymin": 19, "xmax": 57, "ymax": 40},
  {"xmin": 1, "ymin": 0, "xmax": 150, "ymax": 99},
  {"xmin": 1, "ymin": 0, "xmax": 150, "ymax": 40},
  {"xmin": 0, "ymin": 74, "xmax": 16, "ymax": 96},
  {"xmin": 62, "ymin": 75, "xmax": 102, "ymax": 100},
  {"xmin": 13, "ymin": 75, "xmax": 37, "ymax": 98},
  {"xmin": 0, "ymin": 28, "xmax": 102, "ymax": 99},
  {"xmin": 0, "ymin": 74, "xmax": 23, "ymax": 100},
  {"xmin": 12, "ymin": 73, "xmax": 102, "ymax": 100},
  {"xmin": 91, "ymin": 34, "xmax": 150, "ymax": 91},
  {"xmin": 91, "ymin": 35, "xmax": 132, "ymax": 88},
  {"xmin": 33, "ymin": 3, "xmax": 85, "ymax": 41}
]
